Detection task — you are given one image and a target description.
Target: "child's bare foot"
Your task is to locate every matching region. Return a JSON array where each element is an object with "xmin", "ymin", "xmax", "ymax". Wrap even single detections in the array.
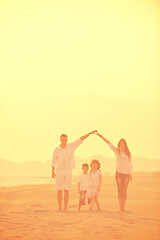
[
  {"xmin": 58, "ymin": 208, "xmax": 62, "ymax": 212},
  {"xmin": 89, "ymin": 208, "xmax": 92, "ymax": 212}
]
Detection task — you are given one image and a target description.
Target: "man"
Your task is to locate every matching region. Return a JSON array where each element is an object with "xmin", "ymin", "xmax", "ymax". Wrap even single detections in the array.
[{"xmin": 51, "ymin": 130, "xmax": 97, "ymax": 212}]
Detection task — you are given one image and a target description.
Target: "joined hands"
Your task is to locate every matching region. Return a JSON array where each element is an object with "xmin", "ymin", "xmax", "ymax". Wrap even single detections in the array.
[{"xmin": 92, "ymin": 130, "xmax": 102, "ymax": 137}]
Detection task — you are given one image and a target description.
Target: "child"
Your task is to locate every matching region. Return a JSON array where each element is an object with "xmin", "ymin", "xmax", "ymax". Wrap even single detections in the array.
[
  {"xmin": 87, "ymin": 159, "xmax": 102, "ymax": 211},
  {"xmin": 77, "ymin": 163, "xmax": 89, "ymax": 211}
]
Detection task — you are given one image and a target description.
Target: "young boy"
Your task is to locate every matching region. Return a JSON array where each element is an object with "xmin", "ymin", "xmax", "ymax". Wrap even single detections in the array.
[{"xmin": 77, "ymin": 163, "xmax": 89, "ymax": 211}]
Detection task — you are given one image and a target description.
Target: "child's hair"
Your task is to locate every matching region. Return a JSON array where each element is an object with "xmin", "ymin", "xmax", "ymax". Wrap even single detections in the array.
[
  {"xmin": 90, "ymin": 159, "xmax": 101, "ymax": 170},
  {"xmin": 82, "ymin": 163, "xmax": 89, "ymax": 169}
]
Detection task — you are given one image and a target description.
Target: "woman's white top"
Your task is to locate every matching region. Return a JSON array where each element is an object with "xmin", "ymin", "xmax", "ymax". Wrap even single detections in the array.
[{"xmin": 108, "ymin": 142, "xmax": 133, "ymax": 175}]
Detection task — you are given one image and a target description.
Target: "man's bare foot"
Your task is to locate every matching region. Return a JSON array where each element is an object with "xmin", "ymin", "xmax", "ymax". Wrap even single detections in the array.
[
  {"xmin": 63, "ymin": 208, "xmax": 68, "ymax": 213},
  {"xmin": 119, "ymin": 209, "xmax": 125, "ymax": 213}
]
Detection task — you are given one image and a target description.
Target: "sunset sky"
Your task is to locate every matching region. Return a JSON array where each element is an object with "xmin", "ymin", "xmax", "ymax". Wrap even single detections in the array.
[{"xmin": 0, "ymin": 0, "xmax": 160, "ymax": 164}]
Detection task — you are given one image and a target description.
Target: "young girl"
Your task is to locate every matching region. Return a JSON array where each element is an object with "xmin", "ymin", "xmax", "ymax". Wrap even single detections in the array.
[{"xmin": 87, "ymin": 159, "xmax": 102, "ymax": 211}]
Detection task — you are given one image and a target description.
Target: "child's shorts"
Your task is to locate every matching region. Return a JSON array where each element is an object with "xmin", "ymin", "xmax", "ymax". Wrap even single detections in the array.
[{"xmin": 79, "ymin": 191, "xmax": 87, "ymax": 206}]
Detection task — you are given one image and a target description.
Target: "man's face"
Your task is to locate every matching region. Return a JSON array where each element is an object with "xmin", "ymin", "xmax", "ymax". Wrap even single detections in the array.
[{"xmin": 60, "ymin": 136, "xmax": 68, "ymax": 145}]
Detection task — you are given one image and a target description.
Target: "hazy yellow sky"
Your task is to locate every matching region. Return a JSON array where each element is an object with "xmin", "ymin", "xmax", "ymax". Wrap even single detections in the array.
[{"xmin": 0, "ymin": 0, "xmax": 160, "ymax": 163}]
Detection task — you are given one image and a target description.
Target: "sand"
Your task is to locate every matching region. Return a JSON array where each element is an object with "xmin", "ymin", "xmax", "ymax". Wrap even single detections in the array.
[{"xmin": 0, "ymin": 175, "xmax": 160, "ymax": 240}]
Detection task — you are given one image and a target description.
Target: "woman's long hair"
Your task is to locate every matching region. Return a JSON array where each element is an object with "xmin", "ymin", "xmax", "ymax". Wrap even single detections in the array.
[{"xmin": 117, "ymin": 139, "xmax": 131, "ymax": 159}]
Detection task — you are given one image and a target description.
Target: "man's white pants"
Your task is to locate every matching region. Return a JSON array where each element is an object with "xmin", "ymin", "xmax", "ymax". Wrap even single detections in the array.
[{"xmin": 56, "ymin": 170, "xmax": 72, "ymax": 190}]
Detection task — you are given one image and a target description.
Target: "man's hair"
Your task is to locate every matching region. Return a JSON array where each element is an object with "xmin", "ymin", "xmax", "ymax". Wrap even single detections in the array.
[
  {"xmin": 82, "ymin": 163, "xmax": 89, "ymax": 168},
  {"xmin": 60, "ymin": 134, "xmax": 68, "ymax": 138}
]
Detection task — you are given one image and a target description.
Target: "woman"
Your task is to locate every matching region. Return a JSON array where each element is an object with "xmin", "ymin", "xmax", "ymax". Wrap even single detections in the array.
[{"xmin": 96, "ymin": 132, "xmax": 132, "ymax": 212}]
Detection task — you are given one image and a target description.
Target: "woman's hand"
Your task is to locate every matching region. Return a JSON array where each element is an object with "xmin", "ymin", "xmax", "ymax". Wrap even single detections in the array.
[
  {"xmin": 95, "ymin": 131, "xmax": 102, "ymax": 137},
  {"xmin": 130, "ymin": 175, "xmax": 132, "ymax": 181}
]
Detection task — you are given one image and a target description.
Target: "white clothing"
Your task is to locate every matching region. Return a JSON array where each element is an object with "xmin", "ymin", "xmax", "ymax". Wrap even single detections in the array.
[
  {"xmin": 87, "ymin": 170, "xmax": 102, "ymax": 198},
  {"xmin": 77, "ymin": 173, "xmax": 89, "ymax": 191},
  {"xmin": 51, "ymin": 138, "xmax": 82, "ymax": 190},
  {"xmin": 108, "ymin": 142, "xmax": 133, "ymax": 175},
  {"xmin": 51, "ymin": 138, "xmax": 82, "ymax": 173},
  {"xmin": 56, "ymin": 171, "xmax": 72, "ymax": 190}
]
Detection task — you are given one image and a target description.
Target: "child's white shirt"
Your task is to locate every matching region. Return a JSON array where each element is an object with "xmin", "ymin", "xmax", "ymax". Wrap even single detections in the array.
[
  {"xmin": 78, "ymin": 173, "xmax": 89, "ymax": 191},
  {"xmin": 89, "ymin": 170, "xmax": 102, "ymax": 187}
]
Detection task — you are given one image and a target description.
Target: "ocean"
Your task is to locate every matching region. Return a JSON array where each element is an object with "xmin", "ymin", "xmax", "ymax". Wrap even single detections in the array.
[{"xmin": 0, "ymin": 176, "xmax": 54, "ymax": 187}]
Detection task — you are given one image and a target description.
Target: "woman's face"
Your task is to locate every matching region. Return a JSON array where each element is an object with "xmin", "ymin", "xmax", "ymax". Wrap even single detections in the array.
[
  {"xmin": 119, "ymin": 141, "xmax": 125, "ymax": 151},
  {"xmin": 91, "ymin": 163, "xmax": 98, "ymax": 171}
]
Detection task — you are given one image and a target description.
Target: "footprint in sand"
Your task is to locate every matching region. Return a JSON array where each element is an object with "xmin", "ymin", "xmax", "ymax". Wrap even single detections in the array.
[
  {"xmin": 68, "ymin": 205, "xmax": 77, "ymax": 208},
  {"xmin": 0, "ymin": 213, "xmax": 7, "ymax": 216},
  {"xmin": 34, "ymin": 209, "xmax": 50, "ymax": 213},
  {"xmin": 30, "ymin": 204, "xmax": 43, "ymax": 208},
  {"xmin": 113, "ymin": 234, "xmax": 122, "ymax": 239}
]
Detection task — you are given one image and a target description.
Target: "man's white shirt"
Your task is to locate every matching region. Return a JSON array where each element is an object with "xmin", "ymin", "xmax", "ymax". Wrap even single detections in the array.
[{"xmin": 51, "ymin": 138, "xmax": 82, "ymax": 173}]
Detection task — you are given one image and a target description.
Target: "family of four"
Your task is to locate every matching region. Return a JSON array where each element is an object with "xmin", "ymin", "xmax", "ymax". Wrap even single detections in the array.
[{"xmin": 51, "ymin": 130, "xmax": 133, "ymax": 212}]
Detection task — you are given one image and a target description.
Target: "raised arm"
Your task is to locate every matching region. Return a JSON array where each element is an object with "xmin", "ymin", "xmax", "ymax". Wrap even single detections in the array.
[
  {"xmin": 96, "ymin": 132, "xmax": 117, "ymax": 153},
  {"xmin": 97, "ymin": 134, "xmax": 110, "ymax": 144},
  {"xmin": 80, "ymin": 130, "xmax": 97, "ymax": 141}
]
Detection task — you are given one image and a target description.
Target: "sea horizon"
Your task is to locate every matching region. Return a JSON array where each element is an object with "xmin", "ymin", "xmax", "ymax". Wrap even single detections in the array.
[{"xmin": 0, "ymin": 171, "xmax": 159, "ymax": 187}]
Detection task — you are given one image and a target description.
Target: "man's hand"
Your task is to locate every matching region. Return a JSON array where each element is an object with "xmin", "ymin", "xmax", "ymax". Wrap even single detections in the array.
[
  {"xmin": 52, "ymin": 171, "xmax": 56, "ymax": 179},
  {"xmin": 80, "ymin": 130, "xmax": 98, "ymax": 141},
  {"xmin": 130, "ymin": 175, "xmax": 132, "ymax": 181}
]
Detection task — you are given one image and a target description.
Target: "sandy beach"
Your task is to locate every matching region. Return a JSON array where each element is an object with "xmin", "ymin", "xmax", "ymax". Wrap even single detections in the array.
[{"xmin": 0, "ymin": 174, "xmax": 160, "ymax": 240}]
